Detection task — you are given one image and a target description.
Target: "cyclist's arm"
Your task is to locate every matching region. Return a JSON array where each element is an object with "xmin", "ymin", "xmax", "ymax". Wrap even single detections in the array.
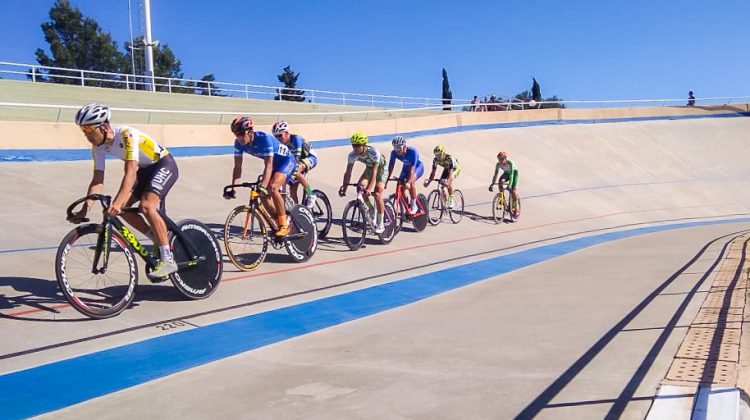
[
  {"xmin": 112, "ymin": 160, "xmax": 138, "ymax": 209},
  {"xmin": 490, "ymin": 162, "xmax": 501, "ymax": 185},
  {"xmin": 342, "ymin": 163, "xmax": 354, "ymax": 186},
  {"xmin": 231, "ymin": 155, "xmax": 243, "ymax": 185},
  {"xmin": 260, "ymin": 156, "xmax": 274, "ymax": 189},
  {"xmin": 387, "ymin": 151, "xmax": 396, "ymax": 178},
  {"xmin": 81, "ymin": 169, "xmax": 105, "ymax": 213}
]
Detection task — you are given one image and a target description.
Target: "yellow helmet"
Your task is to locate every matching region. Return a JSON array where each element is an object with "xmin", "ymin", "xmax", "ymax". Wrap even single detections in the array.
[
  {"xmin": 350, "ymin": 131, "xmax": 368, "ymax": 145},
  {"xmin": 433, "ymin": 145, "xmax": 445, "ymax": 156}
]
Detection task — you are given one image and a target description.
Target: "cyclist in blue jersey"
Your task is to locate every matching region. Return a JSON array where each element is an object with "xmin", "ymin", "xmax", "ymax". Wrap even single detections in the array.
[
  {"xmin": 272, "ymin": 120, "xmax": 318, "ymax": 208},
  {"xmin": 387, "ymin": 135, "xmax": 424, "ymax": 214},
  {"xmin": 224, "ymin": 116, "xmax": 297, "ymax": 236}
]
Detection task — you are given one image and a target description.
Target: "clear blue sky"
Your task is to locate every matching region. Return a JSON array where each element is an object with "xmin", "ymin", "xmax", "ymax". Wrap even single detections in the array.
[{"xmin": 1, "ymin": 0, "xmax": 748, "ymax": 102}]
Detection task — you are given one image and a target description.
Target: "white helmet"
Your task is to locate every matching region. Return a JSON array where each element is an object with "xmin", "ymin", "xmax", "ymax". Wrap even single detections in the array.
[
  {"xmin": 391, "ymin": 135, "xmax": 406, "ymax": 148},
  {"xmin": 272, "ymin": 120, "xmax": 289, "ymax": 135},
  {"xmin": 75, "ymin": 103, "xmax": 111, "ymax": 126}
]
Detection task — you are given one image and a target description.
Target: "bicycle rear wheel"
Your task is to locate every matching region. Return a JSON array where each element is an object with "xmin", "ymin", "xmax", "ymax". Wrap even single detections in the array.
[
  {"xmin": 448, "ymin": 189, "xmax": 464, "ymax": 224},
  {"xmin": 378, "ymin": 200, "xmax": 397, "ymax": 244},
  {"xmin": 170, "ymin": 219, "xmax": 223, "ymax": 299},
  {"xmin": 492, "ymin": 193, "xmax": 504, "ymax": 223},
  {"xmin": 310, "ymin": 189, "xmax": 333, "ymax": 239},
  {"xmin": 412, "ymin": 194, "xmax": 429, "ymax": 232},
  {"xmin": 55, "ymin": 223, "xmax": 137, "ymax": 319},
  {"xmin": 284, "ymin": 205, "xmax": 317, "ymax": 262},
  {"xmin": 426, "ymin": 189, "xmax": 443, "ymax": 226},
  {"xmin": 341, "ymin": 200, "xmax": 367, "ymax": 251},
  {"xmin": 224, "ymin": 205, "xmax": 268, "ymax": 271}
]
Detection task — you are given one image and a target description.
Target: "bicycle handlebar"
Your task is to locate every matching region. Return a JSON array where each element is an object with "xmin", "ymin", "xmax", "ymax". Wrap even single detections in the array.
[
  {"xmin": 222, "ymin": 182, "xmax": 259, "ymax": 195},
  {"xmin": 66, "ymin": 194, "xmax": 112, "ymax": 222}
]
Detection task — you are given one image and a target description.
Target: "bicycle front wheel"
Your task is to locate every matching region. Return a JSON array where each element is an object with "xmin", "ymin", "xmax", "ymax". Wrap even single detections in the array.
[
  {"xmin": 448, "ymin": 190, "xmax": 464, "ymax": 224},
  {"xmin": 224, "ymin": 205, "xmax": 268, "ymax": 271},
  {"xmin": 170, "ymin": 219, "xmax": 223, "ymax": 300},
  {"xmin": 378, "ymin": 200, "xmax": 398, "ymax": 244},
  {"xmin": 310, "ymin": 189, "xmax": 333, "ymax": 239},
  {"xmin": 342, "ymin": 200, "xmax": 367, "ymax": 251},
  {"xmin": 492, "ymin": 193, "xmax": 504, "ymax": 223},
  {"xmin": 426, "ymin": 189, "xmax": 443, "ymax": 226},
  {"xmin": 55, "ymin": 223, "xmax": 138, "ymax": 319}
]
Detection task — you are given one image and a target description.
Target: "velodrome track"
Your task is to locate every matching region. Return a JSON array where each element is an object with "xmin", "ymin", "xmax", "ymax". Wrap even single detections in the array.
[{"xmin": 1, "ymin": 115, "xmax": 749, "ymax": 418}]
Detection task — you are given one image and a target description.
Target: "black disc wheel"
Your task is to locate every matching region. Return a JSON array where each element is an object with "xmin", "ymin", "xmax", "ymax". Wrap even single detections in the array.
[{"xmin": 169, "ymin": 219, "xmax": 223, "ymax": 299}]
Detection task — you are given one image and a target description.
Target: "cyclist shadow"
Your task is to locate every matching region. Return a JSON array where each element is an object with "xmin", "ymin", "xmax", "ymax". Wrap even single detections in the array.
[
  {"xmin": 205, "ymin": 223, "xmax": 226, "ymax": 241},
  {"xmin": 462, "ymin": 210, "xmax": 505, "ymax": 225},
  {"xmin": 0, "ymin": 276, "xmax": 68, "ymax": 314}
]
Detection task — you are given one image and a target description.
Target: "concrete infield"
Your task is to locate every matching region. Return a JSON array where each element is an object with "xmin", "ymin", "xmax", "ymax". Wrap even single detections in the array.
[{"xmin": 0, "ymin": 108, "xmax": 749, "ymax": 419}]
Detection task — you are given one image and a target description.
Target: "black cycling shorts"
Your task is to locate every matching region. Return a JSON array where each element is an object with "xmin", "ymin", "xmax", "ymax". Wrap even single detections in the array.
[{"xmin": 132, "ymin": 154, "xmax": 179, "ymax": 200}]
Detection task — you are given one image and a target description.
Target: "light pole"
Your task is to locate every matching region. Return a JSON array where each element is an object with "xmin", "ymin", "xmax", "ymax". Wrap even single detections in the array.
[{"xmin": 142, "ymin": 0, "xmax": 157, "ymax": 92}]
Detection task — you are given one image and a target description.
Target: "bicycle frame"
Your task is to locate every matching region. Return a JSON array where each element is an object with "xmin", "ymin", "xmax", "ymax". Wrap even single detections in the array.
[
  {"xmin": 225, "ymin": 183, "xmax": 306, "ymax": 242},
  {"xmin": 390, "ymin": 178, "xmax": 426, "ymax": 217}
]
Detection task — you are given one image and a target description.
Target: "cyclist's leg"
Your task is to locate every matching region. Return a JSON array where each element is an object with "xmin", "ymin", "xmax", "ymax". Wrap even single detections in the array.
[
  {"xmin": 139, "ymin": 155, "xmax": 179, "ymax": 276},
  {"xmin": 269, "ymin": 171, "xmax": 290, "ymax": 234},
  {"xmin": 510, "ymin": 170, "xmax": 520, "ymax": 213}
]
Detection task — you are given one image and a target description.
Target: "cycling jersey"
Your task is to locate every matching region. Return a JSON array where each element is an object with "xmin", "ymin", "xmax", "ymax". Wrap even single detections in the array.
[
  {"xmin": 390, "ymin": 146, "xmax": 424, "ymax": 182},
  {"xmin": 491, "ymin": 159, "xmax": 518, "ymax": 187},
  {"xmin": 348, "ymin": 145, "xmax": 386, "ymax": 168},
  {"xmin": 235, "ymin": 131, "xmax": 298, "ymax": 182},
  {"xmin": 92, "ymin": 126, "xmax": 170, "ymax": 171},
  {"xmin": 288, "ymin": 134, "xmax": 317, "ymax": 160},
  {"xmin": 432, "ymin": 153, "xmax": 460, "ymax": 171}
]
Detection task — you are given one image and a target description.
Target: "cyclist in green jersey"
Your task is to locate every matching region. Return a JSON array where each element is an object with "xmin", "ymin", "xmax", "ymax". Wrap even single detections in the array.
[
  {"xmin": 489, "ymin": 151, "xmax": 520, "ymax": 217},
  {"xmin": 424, "ymin": 144, "xmax": 461, "ymax": 209},
  {"xmin": 338, "ymin": 132, "xmax": 387, "ymax": 234}
]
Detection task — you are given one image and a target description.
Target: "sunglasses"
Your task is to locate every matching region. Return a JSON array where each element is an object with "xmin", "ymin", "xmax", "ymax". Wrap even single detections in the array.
[
  {"xmin": 79, "ymin": 125, "xmax": 100, "ymax": 133},
  {"xmin": 233, "ymin": 129, "xmax": 253, "ymax": 136}
]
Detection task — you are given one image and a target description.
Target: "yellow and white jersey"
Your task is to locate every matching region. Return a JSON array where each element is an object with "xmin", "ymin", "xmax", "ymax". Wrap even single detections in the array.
[{"xmin": 92, "ymin": 126, "xmax": 170, "ymax": 171}]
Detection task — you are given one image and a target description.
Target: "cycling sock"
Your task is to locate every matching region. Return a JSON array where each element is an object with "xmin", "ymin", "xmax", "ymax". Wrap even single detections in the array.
[
  {"xmin": 377, "ymin": 212, "xmax": 384, "ymax": 224},
  {"xmin": 159, "ymin": 245, "xmax": 172, "ymax": 261},
  {"xmin": 304, "ymin": 185, "xmax": 314, "ymax": 196},
  {"xmin": 410, "ymin": 198, "xmax": 416, "ymax": 206}
]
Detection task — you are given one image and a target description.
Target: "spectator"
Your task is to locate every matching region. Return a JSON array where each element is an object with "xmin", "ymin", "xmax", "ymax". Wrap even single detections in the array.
[
  {"xmin": 687, "ymin": 91, "xmax": 696, "ymax": 106},
  {"xmin": 471, "ymin": 95, "xmax": 480, "ymax": 112}
]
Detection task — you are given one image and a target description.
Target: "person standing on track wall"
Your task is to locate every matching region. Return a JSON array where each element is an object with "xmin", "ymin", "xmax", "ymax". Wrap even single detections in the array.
[
  {"xmin": 339, "ymin": 132, "xmax": 387, "ymax": 234},
  {"xmin": 424, "ymin": 144, "xmax": 460, "ymax": 209},
  {"xmin": 387, "ymin": 135, "xmax": 424, "ymax": 214},
  {"xmin": 489, "ymin": 151, "xmax": 520, "ymax": 217},
  {"xmin": 68, "ymin": 103, "xmax": 179, "ymax": 279},
  {"xmin": 224, "ymin": 116, "xmax": 297, "ymax": 237},
  {"xmin": 272, "ymin": 120, "xmax": 318, "ymax": 208}
]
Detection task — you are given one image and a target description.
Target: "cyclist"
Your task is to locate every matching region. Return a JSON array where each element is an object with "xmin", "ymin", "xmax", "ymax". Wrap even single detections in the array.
[
  {"xmin": 225, "ymin": 116, "xmax": 297, "ymax": 237},
  {"xmin": 387, "ymin": 135, "xmax": 424, "ymax": 214},
  {"xmin": 272, "ymin": 120, "xmax": 318, "ymax": 208},
  {"xmin": 489, "ymin": 151, "xmax": 520, "ymax": 217},
  {"xmin": 338, "ymin": 131, "xmax": 387, "ymax": 234},
  {"xmin": 68, "ymin": 103, "xmax": 179, "ymax": 279},
  {"xmin": 423, "ymin": 145, "xmax": 460, "ymax": 209}
]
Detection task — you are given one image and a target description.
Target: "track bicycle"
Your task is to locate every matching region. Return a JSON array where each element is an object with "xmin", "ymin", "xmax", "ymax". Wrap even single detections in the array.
[
  {"xmin": 491, "ymin": 181, "xmax": 521, "ymax": 223},
  {"xmin": 424, "ymin": 178, "xmax": 464, "ymax": 225},
  {"xmin": 340, "ymin": 183, "xmax": 397, "ymax": 251},
  {"xmin": 387, "ymin": 177, "xmax": 429, "ymax": 233},
  {"xmin": 281, "ymin": 176, "xmax": 332, "ymax": 240},
  {"xmin": 56, "ymin": 194, "xmax": 223, "ymax": 319},
  {"xmin": 223, "ymin": 182, "xmax": 317, "ymax": 271}
]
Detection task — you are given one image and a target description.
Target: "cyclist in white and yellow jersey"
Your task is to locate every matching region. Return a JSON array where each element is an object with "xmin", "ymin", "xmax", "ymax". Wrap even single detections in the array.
[
  {"xmin": 68, "ymin": 103, "xmax": 179, "ymax": 278},
  {"xmin": 423, "ymin": 145, "xmax": 461, "ymax": 209}
]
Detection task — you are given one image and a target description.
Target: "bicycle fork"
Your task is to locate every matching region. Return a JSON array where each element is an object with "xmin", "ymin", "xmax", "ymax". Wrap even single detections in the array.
[{"xmin": 92, "ymin": 219, "xmax": 114, "ymax": 275}]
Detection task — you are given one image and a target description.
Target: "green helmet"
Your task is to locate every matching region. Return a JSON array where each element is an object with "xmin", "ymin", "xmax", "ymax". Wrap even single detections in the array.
[{"xmin": 350, "ymin": 131, "xmax": 368, "ymax": 145}]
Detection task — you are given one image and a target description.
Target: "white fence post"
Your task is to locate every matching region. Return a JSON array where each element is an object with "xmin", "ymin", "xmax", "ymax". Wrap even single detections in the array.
[
  {"xmin": 342, "ymin": 93, "xmax": 346, "ymax": 106},
  {"xmin": 168, "ymin": 78, "xmax": 172, "ymax": 93},
  {"xmin": 80, "ymin": 70, "xmax": 85, "ymax": 86},
  {"xmin": 31, "ymin": 66, "xmax": 36, "ymax": 83},
  {"xmin": 311, "ymin": 91, "xmax": 315, "ymax": 103},
  {"xmin": 244, "ymin": 85, "xmax": 249, "ymax": 99}
]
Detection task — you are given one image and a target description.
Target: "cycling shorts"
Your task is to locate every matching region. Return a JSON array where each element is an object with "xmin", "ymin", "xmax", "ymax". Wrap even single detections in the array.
[
  {"xmin": 399, "ymin": 162, "xmax": 424, "ymax": 183},
  {"xmin": 361, "ymin": 162, "xmax": 387, "ymax": 185},
  {"xmin": 499, "ymin": 170, "xmax": 519, "ymax": 189},
  {"xmin": 132, "ymin": 154, "xmax": 178, "ymax": 200},
  {"xmin": 439, "ymin": 166, "xmax": 460, "ymax": 181},
  {"xmin": 299, "ymin": 155, "xmax": 318, "ymax": 172},
  {"xmin": 273, "ymin": 154, "xmax": 298, "ymax": 183}
]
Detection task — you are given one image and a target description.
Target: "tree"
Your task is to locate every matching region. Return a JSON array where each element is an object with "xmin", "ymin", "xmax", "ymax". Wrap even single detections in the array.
[
  {"xmin": 531, "ymin": 78, "xmax": 542, "ymax": 102},
  {"xmin": 275, "ymin": 65, "xmax": 305, "ymax": 102},
  {"xmin": 196, "ymin": 73, "xmax": 223, "ymax": 96},
  {"xmin": 34, "ymin": 0, "xmax": 127, "ymax": 87},
  {"xmin": 441, "ymin": 68, "xmax": 453, "ymax": 111}
]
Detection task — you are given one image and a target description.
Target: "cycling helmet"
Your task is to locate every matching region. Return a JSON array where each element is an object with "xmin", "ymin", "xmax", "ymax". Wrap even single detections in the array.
[
  {"xmin": 350, "ymin": 131, "xmax": 368, "ymax": 145},
  {"xmin": 272, "ymin": 120, "xmax": 289, "ymax": 135},
  {"xmin": 391, "ymin": 135, "xmax": 406, "ymax": 149},
  {"xmin": 433, "ymin": 145, "xmax": 445, "ymax": 156},
  {"xmin": 497, "ymin": 151, "xmax": 508, "ymax": 160},
  {"xmin": 231, "ymin": 116, "xmax": 254, "ymax": 134},
  {"xmin": 75, "ymin": 103, "xmax": 110, "ymax": 126}
]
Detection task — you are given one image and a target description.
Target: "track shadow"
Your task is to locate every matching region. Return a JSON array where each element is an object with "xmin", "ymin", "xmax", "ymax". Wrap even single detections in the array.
[
  {"xmin": 514, "ymin": 228, "xmax": 747, "ymax": 419},
  {"xmin": 0, "ymin": 276, "xmax": 68, "ymax": 315}
]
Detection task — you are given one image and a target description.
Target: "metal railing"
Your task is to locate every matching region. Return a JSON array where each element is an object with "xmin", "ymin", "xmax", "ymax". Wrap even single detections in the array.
[{"xmin": 0, "ymin": 61, "xmax": 470, "ymax": 109}]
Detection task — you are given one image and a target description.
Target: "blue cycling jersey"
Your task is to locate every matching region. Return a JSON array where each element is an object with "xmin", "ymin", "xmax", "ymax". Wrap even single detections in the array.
[
  {"xmin": 389, "ymin": 145, "xmax": 422, "ymax": 169},
  {"xmin": 234, "ymin": 131, "xmax": 291, "ymax": 160}
]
